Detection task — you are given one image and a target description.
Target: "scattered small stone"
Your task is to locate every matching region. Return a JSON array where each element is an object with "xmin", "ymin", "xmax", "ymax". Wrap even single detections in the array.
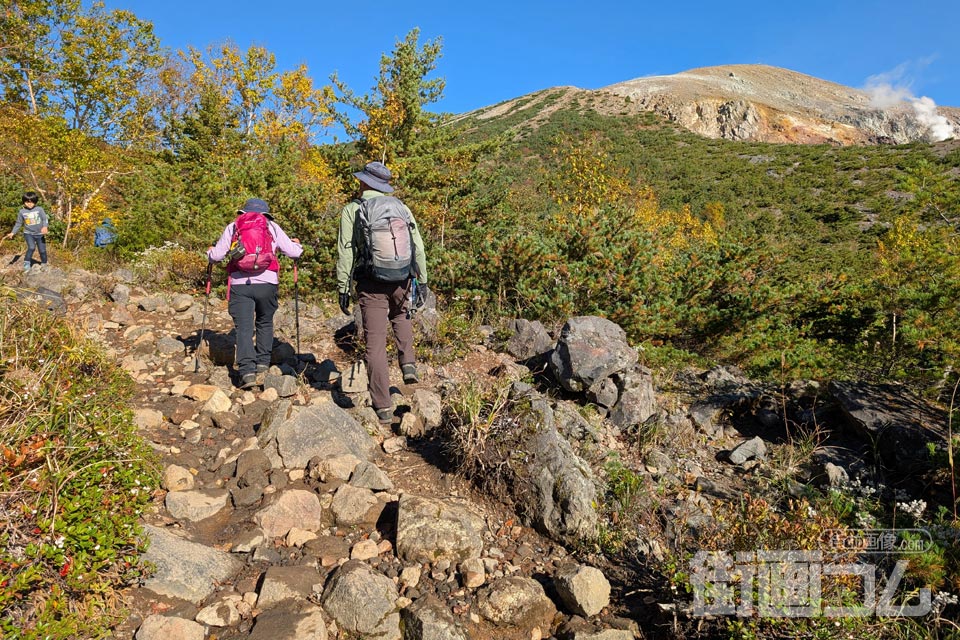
[
  {"xmin": 351, "ymin": 539, "xmax": 380, "ymax": 560},
  {"xmin": 162, "ymin": 464, "xmax": 195, "ymax": 492},
  {"xmin": 382, "ymin": 436, "xmax": 407, "ymax": 453}
]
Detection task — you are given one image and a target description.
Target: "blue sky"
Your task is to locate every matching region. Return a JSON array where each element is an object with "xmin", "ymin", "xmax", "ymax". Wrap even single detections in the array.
[{"xmin": 103, "ymin": 0, "xmax": 960, "ymax": 114}]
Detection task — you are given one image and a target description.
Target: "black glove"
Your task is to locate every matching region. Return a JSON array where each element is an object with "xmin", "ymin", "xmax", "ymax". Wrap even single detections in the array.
[
  {"xmin": 416, "ymin": 283, "xmax": 428, "ymax": 308},
  {"xmin": 339, "ymin": 292, "xmax": 351, "ymax": 315}
]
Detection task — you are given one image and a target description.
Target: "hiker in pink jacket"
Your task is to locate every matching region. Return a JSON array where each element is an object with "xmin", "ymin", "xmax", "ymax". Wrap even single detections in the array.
[{"xmin": 208, "ymin": 198, "xmax": 302, "ymax": 388}]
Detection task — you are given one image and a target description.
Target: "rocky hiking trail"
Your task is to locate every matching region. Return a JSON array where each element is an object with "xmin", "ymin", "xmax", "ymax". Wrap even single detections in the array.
[{"xmin": 6, "ymin": 259, "xmax": 952, "ymax": 640}]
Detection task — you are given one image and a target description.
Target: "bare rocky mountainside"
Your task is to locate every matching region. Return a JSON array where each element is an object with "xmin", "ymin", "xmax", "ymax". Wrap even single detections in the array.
[{"xmin": 469, "ymin": 64, "xmax": 960, "ymax": 145}]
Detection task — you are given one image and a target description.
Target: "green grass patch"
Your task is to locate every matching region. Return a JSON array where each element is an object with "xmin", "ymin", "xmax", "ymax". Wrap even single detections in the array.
[{"xmin": 0, "ymin": 288, "xmax": 158, "ymax": 639}]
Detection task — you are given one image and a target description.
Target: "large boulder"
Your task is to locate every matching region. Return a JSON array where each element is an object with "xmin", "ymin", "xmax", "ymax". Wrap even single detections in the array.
[
  {"xmin": 321, "ymin": 560, "xmax": 400, "ymax": 639},
  {"xmin": 141, "ymin": 525, "xmax": 243, "ymax": 604},
  {"xmin": 549, "ymin": 317, "xmax": 637, "ymax": 392},
  {"xmin": 265, "ymin": 397, "xmax": 379, "ymax": 469},
  {"xmin": 829, "ymin": 381, "xmax": 947, "ymax": 475},
  {"xmin": 477, "ymin": 576, "xmax": 556, "ymax": 631},
  {"xmin": 396, "ymin": 495, "xmax": 485, "ymax": 564},
  {"xmin": 524, "ymin": 426, "xmax": 598, "ymax": 542}
]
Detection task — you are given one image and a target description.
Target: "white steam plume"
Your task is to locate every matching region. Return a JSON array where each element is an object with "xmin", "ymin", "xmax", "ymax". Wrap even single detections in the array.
[{"xmin": 864, "ymin": 61, "xmax": 956, "ymax": 142}]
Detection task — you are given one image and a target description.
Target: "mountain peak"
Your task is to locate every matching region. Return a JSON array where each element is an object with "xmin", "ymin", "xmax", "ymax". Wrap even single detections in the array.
[{"xmin": 600, "ymin": 64, "xmax": 959, "ymax": 145}]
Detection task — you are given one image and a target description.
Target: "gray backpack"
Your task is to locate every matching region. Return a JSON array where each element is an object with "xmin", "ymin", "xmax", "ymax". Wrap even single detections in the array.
[{"xmin": 353, "ymin": 196, "xmax": 416, "ymax": 283}]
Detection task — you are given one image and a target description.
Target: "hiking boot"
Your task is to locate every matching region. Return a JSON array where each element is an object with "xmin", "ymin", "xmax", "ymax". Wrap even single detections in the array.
[
  {"xmin": 401, "ymin": 363, "xmax": 419, "ymax": 384},
  {"xmin": 256, "ymin": 364, "xmax": 269, "ymax": 374},
  {"xmin": 240, "ymin": 373, "xmax": 259, "ymax": 389},
  {"xmin": 375, "ymin": 407, "xmax": 394, "ymax": 424},
  {"xmin": 23, "ymin": 262, "xmax": 30, "ymax": 272}
]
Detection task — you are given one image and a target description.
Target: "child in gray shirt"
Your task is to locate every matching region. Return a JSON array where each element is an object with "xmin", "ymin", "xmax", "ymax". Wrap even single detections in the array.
[{"xmin": 6, "ymin": 191, "xmax": 49, "ymax": 271}]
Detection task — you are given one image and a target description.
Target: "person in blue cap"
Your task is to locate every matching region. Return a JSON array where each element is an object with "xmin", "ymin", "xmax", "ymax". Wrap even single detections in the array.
[{"xmin": 94, "ymin": 218, "xmax": 118, "ymax": 248}]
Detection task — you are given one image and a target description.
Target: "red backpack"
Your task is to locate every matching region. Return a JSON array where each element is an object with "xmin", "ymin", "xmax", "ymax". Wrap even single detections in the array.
[{"xmin": 227, "ymin": 212, "xmax": 279, "ymax": 274}]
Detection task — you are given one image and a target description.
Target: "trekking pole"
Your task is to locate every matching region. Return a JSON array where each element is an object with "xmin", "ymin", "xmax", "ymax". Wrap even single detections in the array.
[
  {"xmin": 293, "ymin": 259, "xmax": 301, "ymax": 356},
  {"xmin": 195, "ymin": 262, "xmax": 213, "ymax": 373}
]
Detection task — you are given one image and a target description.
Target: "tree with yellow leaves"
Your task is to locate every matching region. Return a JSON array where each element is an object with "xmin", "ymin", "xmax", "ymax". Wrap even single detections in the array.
[{"xmin": 0, "ymin": 0, "xmax": 163, "ymax": 246}]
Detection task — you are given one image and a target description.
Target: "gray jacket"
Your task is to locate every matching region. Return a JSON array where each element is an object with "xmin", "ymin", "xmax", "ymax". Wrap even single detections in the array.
[{"xmin": 11, "ymin": 206, "xmax": 49, "ymax": 236}]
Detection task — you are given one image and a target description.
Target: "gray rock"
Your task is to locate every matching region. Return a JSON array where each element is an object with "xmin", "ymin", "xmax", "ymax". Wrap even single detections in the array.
[
  {"xmin": 588, "ymin": 376, "xmax": 619, "ymax": 409},
  {"xmin": 258, "ymin": 565, "xmax": 325, "ymax": 609},
  {"xmin": 164, "ymin": 488, "xmax": 230, "ymax": 522},
  {"xmin": 689, "ymin": 400, "xmax": 724, "ymax": 437},
  {"xmin": 413, "ymin": 389, "xmax": 443, "ymax": 430},
  {"xmin": 265, "ymin": 372, "xmax": 299, "ymax": 398},
  {"xmin": 321, "ymin": 560, "xmax": 400, "ymax": 639},
  {"xmin": 330, "ymin": 484, "xmax": 379, "ymax": 526},
  {"xmin": 207, "ymin": 333, "xmax": 236, "ymax": 366},
  {"xmin": 549, "ymin": 316, "xmax": 638, "ymax": 392},
  {"xmin": 275, "ymin": 400, "xmax": 378, "ymax": 469},
  {"xmin": 554, "ymin": 564, "xmax": 611, "ymax": 617},
  {"xmin": 171, "ymin": 293, "xmax": 194, "ymax": 312},
  {"xmin": 608, "ymin": 368, "xmax": 657, "ymax": 428},
  {"xmin": 231, "ymin": 484, "xmax": 265, "ymax": 507},
  {"xmin": 505, "ymin": 318, "xmax": 554, "ymax": 360},
  {"xmin": 350, "ymin": 461, "xmax": 394, "ymax": 491},
  {"xmin": 255, "ymin": 489, "xmax": 323, "ymax": 538},
  {"xmin": 138, "ymin": 296, "xmax": 163, "ymax": 312},
  {"xmin": 396, "ymin": 495, "xmax": 485, "ymax": 564},
  {"xmin": 136, "ymin": 614, "xmax": 204, "ymax": 640},
  {"xmin": 162, "ymin": 464, "xmax": 195, "ymax": 492},
  {"xmin": 15, "ymin": 285, "xmax": 66, "ymax": 314},
  {"xmin": 400, "ymin": 595, "xmax": 468, "ymax": 640},
  {"xmin": 142, "ymin": 525, "xmax": 243, "ymax": 604},
  {"xmin": 249, "ymin": 601, "xmax": 328, "ymax": 640},
  {"xmin": 553, "ymin": 401, "xmax": 601, "ymax": 443},
  {"xmin": 195, "ymin": 598, "xmax": 242, "ymax": 627},
  {"xmin": 341, "ymin": 360, "xmax": 368, "ymax": 393},
  {"xmin": 829, "ymin": 380, "xmax": 947, "ymax": 475},
  {"xmin": 525, "ymin": 425, "xmax": 598, "ymax": 542},
  {"xmin": 728, "ymin": 436, "xmax": 767, "ymax": 465},
  {"xmin": 157, "ymin": 336, "xmax": 184, "ymax": 355},
  {"xmin": 477, "ymin": 576, "xmax": 556, "ymax": 629}
]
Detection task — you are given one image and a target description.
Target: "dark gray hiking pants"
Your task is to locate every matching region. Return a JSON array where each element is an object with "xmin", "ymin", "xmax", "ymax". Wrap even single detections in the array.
[
  {"xmin": 357, "ymin": 279, "xmax": 415, "ymax": 411},
  {"xmin": 228, "ymin": 283, "xmax": 278, "ymax": 376}
]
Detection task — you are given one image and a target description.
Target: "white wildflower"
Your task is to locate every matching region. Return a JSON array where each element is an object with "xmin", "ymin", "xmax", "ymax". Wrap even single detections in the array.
[
  {"xmin": 932, "ymin": 591, "xmax": 958, "ymax": 615},
  {"xmin": 898, "ymin": 500, "xmax": 926, "ymax": 520}
]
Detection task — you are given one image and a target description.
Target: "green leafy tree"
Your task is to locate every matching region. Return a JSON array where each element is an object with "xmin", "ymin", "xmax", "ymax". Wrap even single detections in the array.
[{"xmin": 331, "ymin": 27, "xmax": 444, "ymax": 162}]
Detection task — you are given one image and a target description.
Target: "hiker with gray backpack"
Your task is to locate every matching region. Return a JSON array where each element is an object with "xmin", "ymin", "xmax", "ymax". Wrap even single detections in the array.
[
  {"xmin": 337, "ymin": 161, "xmax": 429, "ymax": 423},
  {"xmin": 208, "ymin": 198, "xmax": 302, "ymax": 389}
]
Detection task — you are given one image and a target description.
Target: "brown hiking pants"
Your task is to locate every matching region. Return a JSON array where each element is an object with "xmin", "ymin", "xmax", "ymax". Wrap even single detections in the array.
[{"xmin": 357, "ymin": 278, "xmax": 415, "ymax": 411}]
